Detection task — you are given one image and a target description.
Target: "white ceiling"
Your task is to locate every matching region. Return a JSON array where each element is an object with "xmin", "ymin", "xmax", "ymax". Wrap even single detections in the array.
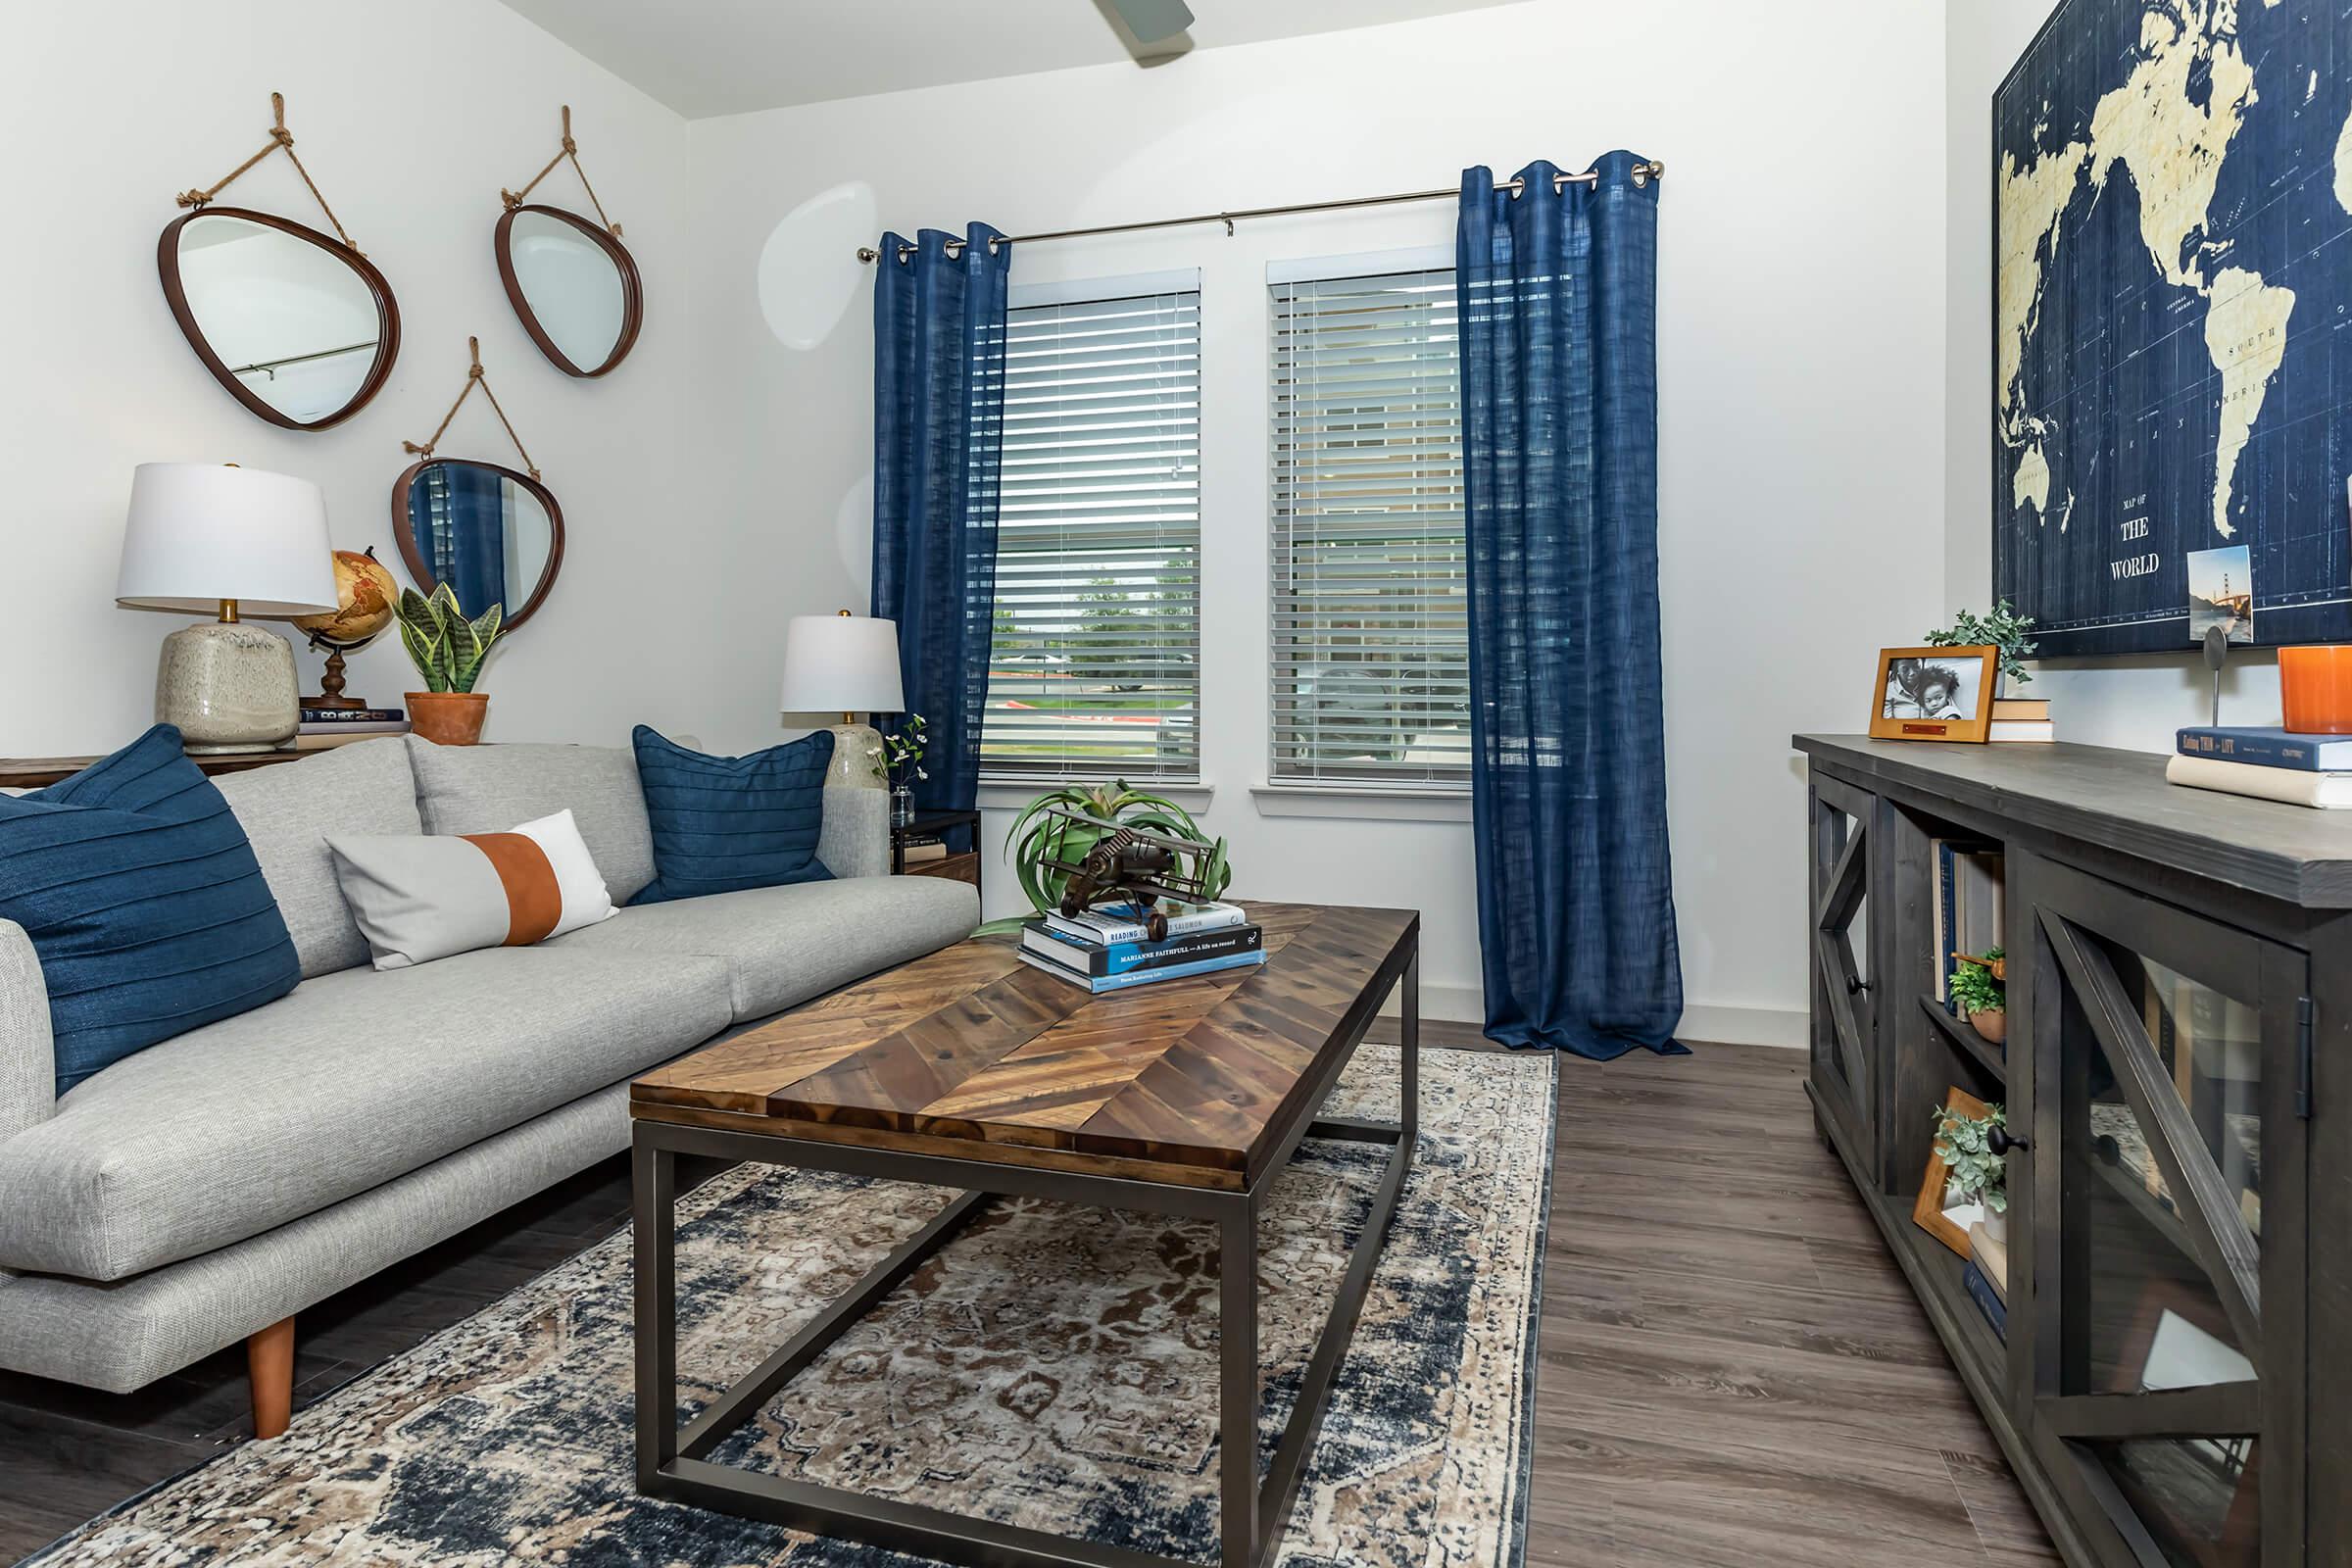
[{"xmin": 496, "ymin": 0, "xmax": 1521, "ymax": 119}]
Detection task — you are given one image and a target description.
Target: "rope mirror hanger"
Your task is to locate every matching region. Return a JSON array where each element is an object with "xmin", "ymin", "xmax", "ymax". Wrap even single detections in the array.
[
  {"xmin": 495, "ymin": 106, "xmax": 644, "ymax": 379},
  {"xmin": 391, "ymin": 338, "xmax": 568, "ymax": 632},
  {"xmin": 160, "ymin": 91, "xmax": 401, "ymax": 431}
]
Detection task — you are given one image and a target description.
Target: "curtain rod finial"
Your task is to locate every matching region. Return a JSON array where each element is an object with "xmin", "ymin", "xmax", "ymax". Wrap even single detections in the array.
[{"xmin": 857, "ymin": 245, "xmax": 879, "ymax": 264}]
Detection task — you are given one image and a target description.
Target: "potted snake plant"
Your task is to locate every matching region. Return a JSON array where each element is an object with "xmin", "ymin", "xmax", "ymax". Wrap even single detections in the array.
[
  {"xmin": 982, "ymin": 779, "xmax": 1231, "ymax": 934},
  {"xmin": 398, "ymin": 583, "xmax": 506, "ymax": 746}
]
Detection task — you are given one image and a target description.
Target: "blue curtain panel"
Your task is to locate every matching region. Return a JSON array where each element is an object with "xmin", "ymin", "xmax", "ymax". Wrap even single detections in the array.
[{"xmin": 1, "ymin": 726, "xmax": 301, "ymax": 1094}]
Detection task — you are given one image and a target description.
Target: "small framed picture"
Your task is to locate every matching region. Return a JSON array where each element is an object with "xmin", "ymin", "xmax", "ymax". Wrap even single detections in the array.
[
  {"xmin": 1870, "ymin": 645, "xmax": 1996, "ymax": 743},
  {"xmin": 1912, "ymin": 1085, "xmax": 1997, "ymax": 1257}
]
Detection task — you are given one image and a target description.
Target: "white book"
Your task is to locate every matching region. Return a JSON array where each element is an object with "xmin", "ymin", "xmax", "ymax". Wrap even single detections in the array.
[
  {"xmin": 2166, "ymin": 752, "xmax": 2352, "ymax": 808},
  {"xmin": 1044, "ymin": 900, "xmax": 1246, "ymax": 946},
  {"xmin": 1987, "ymin": 719, "xmax": 2055, "ymax": 743}
]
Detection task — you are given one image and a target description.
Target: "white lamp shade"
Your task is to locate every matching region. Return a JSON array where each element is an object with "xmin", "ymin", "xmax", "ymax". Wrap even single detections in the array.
[
  {"xmin": 779, "ymin": 613, "xmax": 905, "ymax": 713},
  {"xmin": 116, "ymin": 463, "xmax": 338, "ymax": 617}
]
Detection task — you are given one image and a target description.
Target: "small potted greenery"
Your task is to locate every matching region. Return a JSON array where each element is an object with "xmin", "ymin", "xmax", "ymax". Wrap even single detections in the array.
[
  {"xmin": 1950, "ymin": 947, "xmax": 2006, "ymax": 1044},
  {"xmin": 1925, "ymin": 601, "xmax": 2038, "ymax": 696},
  {"xmin": 984, "ymin": 779, "xmax": 1231, "ymax": 934},
  {"xmin": 1931, "ymin": 1098, "xmax": 2009, "ymax": 1242},
  {"xmin": 873, "ymin": 712, "xmax": 928, "ymax": 827},
  {"xmin": 397, "ymin": 583, "xmax": 506, "ymax": 746}
]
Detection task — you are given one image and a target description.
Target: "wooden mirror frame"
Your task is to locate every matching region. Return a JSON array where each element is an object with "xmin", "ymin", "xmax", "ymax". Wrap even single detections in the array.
[
  {"xmin": 494, "ymin": 204, "xmax": 643, "ymax": 378},
  {"xmin": 158, "ymin": 207, "xmax": 402, "ymax": 432},
  {"xmin": 390, "ymin": 458, "xmax": 566, "ymax": 630}
]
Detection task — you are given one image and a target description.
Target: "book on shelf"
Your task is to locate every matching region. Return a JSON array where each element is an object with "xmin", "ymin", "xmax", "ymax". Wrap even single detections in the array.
[
  {"xmin": 1933, "ymin": 840, "xmax": 2004, "ymax": 1013},
  {"xmin": 1990, "ymin": 697, "xmax": 2050, "ymax": 721},
  {"xmin": 1962, "ymin": 1255, "xmax": 2008, "ymax": 1339},
  {"xmin": 2177, "ymin": 724, "xmax": 2352, "ymax": 770},
  {"xmin": 300, "ymin": 707, "xmax": 406, "ymax": 725},
  {"xmin": 1988, "ymin": 718, "xmax": 2055, "ymax": 743},
  {"xmin": 1966, "ymin": 1220, "xmax": 2009, "ymax": 1302},
  {"xmin": 1044, "ymin": 899, "xmax": 1246, "ymax": 947},
  {"xmin": 298, "ymin": 717, "xmax": 408, "ymax": 736},
  {"xmin": 2166, "ymin": 753, "xmax": 2352, "ymax": 808},
  {"xmin": 901, "ymin": 839, "xmax": 951, "ymax": 863},
  {"xmin": 1021, "ymin": 919, "xmax": 1263, "ymax": 980},
  {"xmin": 1016, "ymin": 946, "xmax": 1265, "ymax": 994}
]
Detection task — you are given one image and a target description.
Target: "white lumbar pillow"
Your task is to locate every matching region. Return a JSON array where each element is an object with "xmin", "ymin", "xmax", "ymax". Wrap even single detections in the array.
[{"xmin": 327, "ymin": 808, "xmax": 617, "ymax": 970}]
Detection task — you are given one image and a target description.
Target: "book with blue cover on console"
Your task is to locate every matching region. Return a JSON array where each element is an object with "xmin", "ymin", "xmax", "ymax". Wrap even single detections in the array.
[
  {"xmin": 1043, "ymin": 899, "xmax": 1246, "ymax": 946},
  {"xmin": 2177, "ymin": 726, "xmax": 2352, "ymax": 771},
  {"xmin": 1021, "ymin": 920, "xmax": 1263, "ymax": 979},
  {"xmin": 1016, "ymin": 946, "xmax": 1265, "ymax": 994}
]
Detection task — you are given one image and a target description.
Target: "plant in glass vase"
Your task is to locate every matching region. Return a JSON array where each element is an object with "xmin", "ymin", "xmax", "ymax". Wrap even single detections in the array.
[{"xmin": 873, "ymin": 712, "xmax": 927, "ymax": 827}]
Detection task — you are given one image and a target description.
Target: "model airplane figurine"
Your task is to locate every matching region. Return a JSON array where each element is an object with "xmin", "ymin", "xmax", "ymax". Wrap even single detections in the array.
[{"xmin": 1040, "ymin": 808, "xmax": 1220, "ymax": 942}]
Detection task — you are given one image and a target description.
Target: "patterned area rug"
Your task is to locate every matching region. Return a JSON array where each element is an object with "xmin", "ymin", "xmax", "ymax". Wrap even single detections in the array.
[{"xmin": 29, "ymin": 1045, "xmax": 1554, "ymax": 1568}]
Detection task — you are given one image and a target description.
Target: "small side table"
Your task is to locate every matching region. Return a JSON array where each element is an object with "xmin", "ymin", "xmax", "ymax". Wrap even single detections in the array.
[{"xmin": 892, "ymin": 808, "xmax": 981, "ymax": 896}]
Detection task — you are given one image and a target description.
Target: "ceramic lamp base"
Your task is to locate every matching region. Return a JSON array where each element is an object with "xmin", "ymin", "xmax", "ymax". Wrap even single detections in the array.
[
  {"xmin": 825, "ymin": 720, "xmax": 885, "ymax": 789},
  {"xmin": 156, "ymin": 620, "xmax": 299, "ymax": 754}
]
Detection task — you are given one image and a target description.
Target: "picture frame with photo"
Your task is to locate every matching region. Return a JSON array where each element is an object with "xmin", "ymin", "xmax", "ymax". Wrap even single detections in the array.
[
  {"xmin": 1912, "ymin": 1085, "xmax": 1999, "ymax": 1257},
  {"xmin": 1869, "ymin": 644, "xmax": 1997, "ymax": 744}
]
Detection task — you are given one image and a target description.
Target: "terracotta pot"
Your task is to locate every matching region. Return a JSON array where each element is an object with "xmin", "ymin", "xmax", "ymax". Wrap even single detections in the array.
[
  {"xmin": 406, "ymin": 692, "xmax": 489, "ymax": 746},
  {"xmin": 2279, "ymin": 645, "xmax": 2352, "ymax": 734},
  {"xmin": 1970, "ymin": 1006, "xmax": 2008, "ymax": 1046}
]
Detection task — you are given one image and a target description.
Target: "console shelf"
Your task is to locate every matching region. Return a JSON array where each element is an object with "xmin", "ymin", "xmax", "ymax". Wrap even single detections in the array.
[{"xmin": 1800, "ymin": 735, "xmax": 2343, "ymax": 1568}]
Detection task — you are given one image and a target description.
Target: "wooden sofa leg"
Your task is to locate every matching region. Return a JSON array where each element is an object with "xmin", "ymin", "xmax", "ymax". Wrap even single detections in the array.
[{"xmin": 247, "ymin": 1316, "xmax": 295, "ymax": 1440}]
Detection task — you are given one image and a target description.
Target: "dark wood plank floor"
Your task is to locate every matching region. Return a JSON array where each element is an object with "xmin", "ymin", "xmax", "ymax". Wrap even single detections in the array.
[{"xmin": 0, "ymin": 1037, "xmax": 2055, "ymax": 1567}]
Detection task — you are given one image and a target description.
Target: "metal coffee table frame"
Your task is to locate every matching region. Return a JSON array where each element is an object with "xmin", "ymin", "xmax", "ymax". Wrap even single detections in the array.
[{"xmin": 632, "ymin": 949, "xmax": 1417, "ymax": 1568}]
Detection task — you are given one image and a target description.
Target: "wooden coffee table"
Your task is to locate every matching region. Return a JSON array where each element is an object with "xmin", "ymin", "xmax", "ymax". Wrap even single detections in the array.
[{"xmin": 629, "ymin": 901, "xmax": 1419, "ymax": 1568}]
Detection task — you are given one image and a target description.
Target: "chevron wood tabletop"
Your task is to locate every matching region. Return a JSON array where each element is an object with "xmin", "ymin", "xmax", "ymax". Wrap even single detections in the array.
[{"xmin": 630, "ymin": 902, "xmax": 1419, "ymax": 1190}]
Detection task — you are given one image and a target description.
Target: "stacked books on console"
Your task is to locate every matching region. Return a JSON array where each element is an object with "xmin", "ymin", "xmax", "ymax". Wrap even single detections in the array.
[
  {"xmin": 1987, "ymin": 696, "xmax": 2054, "ymax": 743},
  {"xmin": 1018, "ymin": 900, "xmax": 1264, "ymax": 994},
  {"xmin": 2170, "ymin": 726, "xmax": 2352, "ymax": 808},
  {"xmin": 293, "ymin": 708, "xmax": 410, "ymax": 750}
]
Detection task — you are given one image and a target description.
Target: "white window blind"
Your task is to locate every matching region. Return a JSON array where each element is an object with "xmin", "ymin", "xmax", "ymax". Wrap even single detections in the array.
[
  {"xmin": 985, "ymin": 286, "xmax": 1201, "ymax": 780},
  {"xmin": 1268, "ymin": 268, "xmax": 1469, "ymax": 785}
]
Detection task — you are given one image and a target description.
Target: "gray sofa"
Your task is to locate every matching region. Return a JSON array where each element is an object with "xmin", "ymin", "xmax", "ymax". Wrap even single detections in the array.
[{"xmin": 0, "ymin": 735, "xmax": 978, "ymax": 1428}]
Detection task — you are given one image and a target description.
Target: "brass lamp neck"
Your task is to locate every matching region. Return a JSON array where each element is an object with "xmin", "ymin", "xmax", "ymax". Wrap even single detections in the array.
[{"xmin": 218, "ymin": 598, "xmax": 241, "ymax": 624}]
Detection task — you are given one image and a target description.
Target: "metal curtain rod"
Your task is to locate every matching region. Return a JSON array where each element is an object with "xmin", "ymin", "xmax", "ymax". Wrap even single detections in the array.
[{"xmin": 853, "ymin": 161, "xmax": 1664, "ymax": 263}]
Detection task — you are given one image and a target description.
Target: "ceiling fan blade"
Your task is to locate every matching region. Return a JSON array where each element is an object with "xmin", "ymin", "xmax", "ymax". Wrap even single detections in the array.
[{"xmin": 1105, "ymin": 0, "xmax": 1195, "ymax": 46}]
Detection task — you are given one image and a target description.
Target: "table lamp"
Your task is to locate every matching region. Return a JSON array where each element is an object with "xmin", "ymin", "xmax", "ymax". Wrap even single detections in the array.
[
  {"xmin": 116, "ymin": 463, "xmax": 339, "ymax": 754},
  {"xmin": 778, "ymin": 611, "xmax": 904, "ymax": 790}
]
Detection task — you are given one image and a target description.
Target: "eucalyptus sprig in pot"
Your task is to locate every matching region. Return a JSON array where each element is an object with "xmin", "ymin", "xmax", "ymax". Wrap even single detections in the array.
[{"xmin": 397, "ymin": 583, "xmax": 506, "ymax": 746}]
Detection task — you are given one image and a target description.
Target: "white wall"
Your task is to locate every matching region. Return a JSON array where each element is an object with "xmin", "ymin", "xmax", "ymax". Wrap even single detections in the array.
[
  {"xmin": 0, "ymin": 0, "xmax": 712, "ymax": 756},
  {"xmin": 684, "ymin": 0, "xmax": 1952, "ymax": 1035},
  {"xmin": 1942, "ymin": 0, "xmax": 2284, "ymax": 747}
]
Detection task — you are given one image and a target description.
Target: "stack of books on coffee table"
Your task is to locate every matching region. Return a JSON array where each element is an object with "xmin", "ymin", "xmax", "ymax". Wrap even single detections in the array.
[
  {"xmin": 1017, "ymin": 900, "xmax": 1264, "ymax": 994},
  {"xmin": 2170, "ymin": 725, "xmax": 2352, "ymax": 808}
]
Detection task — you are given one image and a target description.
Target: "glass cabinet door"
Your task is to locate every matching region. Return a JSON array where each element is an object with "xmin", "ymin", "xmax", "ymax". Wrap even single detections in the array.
[
  {"xmin": 1809, "ymin": 775, "xmax": 1876, "ymax": 1167},
  {"xmin": 2015, "ymin": 856, "xmax": 2306, "ymax": 1568}
]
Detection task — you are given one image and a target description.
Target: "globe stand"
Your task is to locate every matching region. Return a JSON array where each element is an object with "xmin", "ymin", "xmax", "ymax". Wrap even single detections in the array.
[{"xmin": 304, "ymin": 639, "xmax": 369, "ymax": 710}]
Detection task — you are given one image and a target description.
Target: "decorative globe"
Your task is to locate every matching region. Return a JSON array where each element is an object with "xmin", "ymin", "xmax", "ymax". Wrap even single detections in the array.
[{"xmin": 294, "ymin": 549, "xmax": 399, "ymax": 647}]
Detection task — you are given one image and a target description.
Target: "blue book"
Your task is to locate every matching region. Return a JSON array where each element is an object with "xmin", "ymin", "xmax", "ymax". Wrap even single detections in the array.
[
  {"xmin": 1963, "ymin": 1256, "xmax": 2008, "ymax": 1340},
  {"xmin": 1022, "ymin": 921, "xmax": 1263, "ymax": 978},
  {"xmin": 1017, "ymin": 947, "xmax": 1265, "ymax": 994},
  {"xmin": 2177, "ymin": 726, "xmax": 2352, "ymax": 771}
]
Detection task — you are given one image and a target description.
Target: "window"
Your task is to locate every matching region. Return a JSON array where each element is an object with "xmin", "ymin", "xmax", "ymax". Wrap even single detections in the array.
[
  {"xmin": 1268, "ymin": 267, "xmax": 1469, "ymax": 785},
  {"xmin": 985, "ymin": 284, "xmax": 1201, "ymax": 779}
]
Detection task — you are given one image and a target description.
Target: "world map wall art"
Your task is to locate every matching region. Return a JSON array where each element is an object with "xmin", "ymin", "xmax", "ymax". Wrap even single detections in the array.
[{"xmin": 1994, "ymin": 0, "xmax": 2352, "ymax": 655}]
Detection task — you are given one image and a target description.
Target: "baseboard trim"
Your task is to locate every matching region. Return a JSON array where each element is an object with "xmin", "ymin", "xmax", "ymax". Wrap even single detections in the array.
[
  {"xmin": 1376, "ymin": 985, "xmax": 1806, "ymax": 1051},
  {"xmin": 1677, "ymin": 1004, "xmax": 1807, "ymax": 1051}
]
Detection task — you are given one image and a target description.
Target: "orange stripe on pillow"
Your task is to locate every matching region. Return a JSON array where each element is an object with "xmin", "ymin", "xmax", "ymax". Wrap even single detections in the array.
[{"xmin": 461, "ymin": 832, "xmax": 564, "ymax": 946}]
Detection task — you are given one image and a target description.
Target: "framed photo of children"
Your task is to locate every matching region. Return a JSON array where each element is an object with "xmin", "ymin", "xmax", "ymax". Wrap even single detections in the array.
[{"xmin": 1869, "ymin": 645, "xmax": 1997, "ymax": 743}]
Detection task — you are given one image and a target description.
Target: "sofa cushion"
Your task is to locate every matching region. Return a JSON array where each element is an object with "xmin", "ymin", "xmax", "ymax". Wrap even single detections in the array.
[
  {"xmin": 556, "ymin": 873, "xmax": 978, "ymax": 1021},
  {"xmin": 328, "ymin": 809, "xmax": 617, "ymax": 969},
  {"xmin": 405, "ymin": 737, "xmax": 655, "ymax": 904},
  {"xmin": 0, "ymin": 945, "xmax": 731, "ymax": 1281},
  {"xmin": 0, "ymin": 726, "xmax": 301, "ymax": 1097},
  {"xmin": 215, "ymin": 736, "xmax": 420, "ymax": 977},
  {"xmin": 628, "ymin": 726, "xmax": 835, "ymax": 906}
]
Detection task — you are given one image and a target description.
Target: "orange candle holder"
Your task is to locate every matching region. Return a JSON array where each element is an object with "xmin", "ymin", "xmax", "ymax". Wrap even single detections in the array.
[{"xmin": 2279, "ymin": 646, "xmax": 2352, "ymax": 734}]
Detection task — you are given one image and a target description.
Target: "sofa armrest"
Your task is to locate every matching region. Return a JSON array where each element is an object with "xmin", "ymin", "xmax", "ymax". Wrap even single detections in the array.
[
  {"xmin": 0, "ymin": 919, "xmax": 54, "ymax": 1139},
  {"xmin": 816, "ymin": 784, "xmax": 891, "ymax": 880}
]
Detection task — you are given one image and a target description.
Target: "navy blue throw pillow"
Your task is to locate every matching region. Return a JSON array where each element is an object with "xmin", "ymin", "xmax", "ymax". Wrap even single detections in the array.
[
  {"xmin": 628, "ymin": 726, "xmax": 837, "ymax": 906},
  {"xmin": 1, "ymin": 725, "xmax": 302, "ymax": 1095}
]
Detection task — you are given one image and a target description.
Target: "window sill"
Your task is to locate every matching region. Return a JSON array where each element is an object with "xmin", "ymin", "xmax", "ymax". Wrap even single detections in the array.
[
  {"xmin": 977, "ymin": 777, "xmax": 1216, "ymax": 813},
  {"xmin": 1249, "ymin": 783, "xmax": 1471, "ymax": 822}
]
